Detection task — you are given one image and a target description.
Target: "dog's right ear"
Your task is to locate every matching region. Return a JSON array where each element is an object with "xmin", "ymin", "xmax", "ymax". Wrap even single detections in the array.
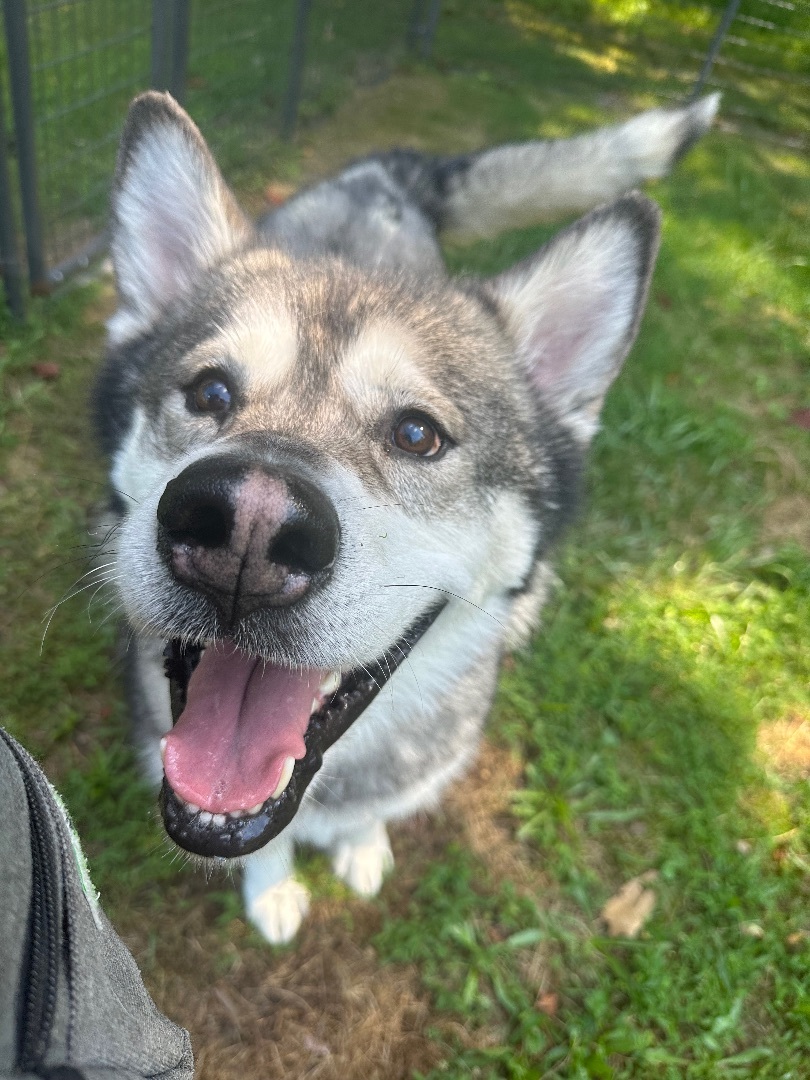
[
  {"xmin": 108, "ymin": 92, "xmax": 252, "ymax": 345},
  {"xmin": 485, "ymin": 192, "xmax": 661, "ymax": 443}
]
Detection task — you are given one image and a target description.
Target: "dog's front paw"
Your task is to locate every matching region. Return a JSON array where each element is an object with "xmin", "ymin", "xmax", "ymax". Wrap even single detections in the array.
[
  {"xmin": 246, "ymin": 878, "xmax": 310, "ymax": 945},
  {"xmin": 332, "ymin": 821, "xmax": 394, "ymax": 898}
]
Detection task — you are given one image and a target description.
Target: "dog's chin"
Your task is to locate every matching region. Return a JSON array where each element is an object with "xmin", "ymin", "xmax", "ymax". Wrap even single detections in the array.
[{"xmin": 158, "ymin": 602, "xmax": 446, "ymax": 859}]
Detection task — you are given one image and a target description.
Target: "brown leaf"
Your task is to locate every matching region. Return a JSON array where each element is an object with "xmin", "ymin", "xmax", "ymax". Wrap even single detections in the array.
[
  {"xmin": 535, "ymin": 991, "xmax": 558, "ymax": 1017},
  {"xmin": 786, "ymin": 930, "xmax": 809, "ymax": 949},
  {"xmin": 789, "ymin": 408, "xmax": 810, "ymax": 430},
  {"xmin": 265, "ymin": 182, "xmax": 297, "ymax": 206},
  {"xmin": 31, "ymin": 361, "xmax": 61, "ymax": 380},
  {"xmin": 600, "ymin": 871, "xmax": 658, "ymax": 938}
]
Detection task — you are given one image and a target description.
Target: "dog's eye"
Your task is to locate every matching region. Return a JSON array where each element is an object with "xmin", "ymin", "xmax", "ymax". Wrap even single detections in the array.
[
  {"xmin": 190, "ymin": 376, "xmax": 232, "ymax": 416},
  {"xmin": 392, "ymin": 415, "xmax": 443, "ymax": 457}
]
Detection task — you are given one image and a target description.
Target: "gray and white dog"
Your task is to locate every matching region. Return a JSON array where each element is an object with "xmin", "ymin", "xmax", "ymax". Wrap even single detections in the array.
[{"xmin": 94, "ymin": 90, "xmax": 718, "ymax": 943}]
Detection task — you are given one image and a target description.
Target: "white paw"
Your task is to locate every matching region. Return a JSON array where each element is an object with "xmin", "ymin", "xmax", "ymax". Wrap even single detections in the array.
[
  {"xmin": 332, "ymin": 823, "xmax": 394, "ymax": 898},
  {"xmin": 245, "ymin": 878, "xmax": 310, "ymax": 945}
]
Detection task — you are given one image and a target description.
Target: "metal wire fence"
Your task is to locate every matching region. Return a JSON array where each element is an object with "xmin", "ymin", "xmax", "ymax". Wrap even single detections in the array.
[
  {"xmin": 0, "ymin": 0, "xmax": 420, "ymax": 312},
  {"xmin": 0, "ymin": 0, "xmax": 807, "ymax": 317}
]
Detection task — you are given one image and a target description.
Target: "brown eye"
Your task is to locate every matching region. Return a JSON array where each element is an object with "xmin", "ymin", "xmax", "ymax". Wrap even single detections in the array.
[
  {"xmin": 392, "ymin": 414, "xmax": 443, "ymax": 457},
  {"xmin": 190, "ymin": 377, "xmax": 232, "ymax": 415}
]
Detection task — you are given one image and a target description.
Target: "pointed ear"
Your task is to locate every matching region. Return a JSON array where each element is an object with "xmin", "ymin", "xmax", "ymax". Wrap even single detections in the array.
[
  {"xmin": 108, "ymin": 92, "xmax": 252, "ymax": 344},
  {"xmin": 486, "ymin": 193, "xmax": 661, "ymax": 441}
]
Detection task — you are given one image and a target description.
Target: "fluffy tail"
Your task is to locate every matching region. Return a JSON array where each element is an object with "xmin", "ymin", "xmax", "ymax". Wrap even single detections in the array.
[{"xmin": 374, "ymin": 94, "xmax": 720, "ymax": 241}]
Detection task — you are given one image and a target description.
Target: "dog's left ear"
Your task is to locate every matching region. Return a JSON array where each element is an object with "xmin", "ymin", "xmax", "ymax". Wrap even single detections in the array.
[
  {"xmin": 486, "ymin": 193, "xmax": 661, "ymax": 441},
  {"xmin": 108, "ymin": 91, "xmax": 252, "ymax": 344}
]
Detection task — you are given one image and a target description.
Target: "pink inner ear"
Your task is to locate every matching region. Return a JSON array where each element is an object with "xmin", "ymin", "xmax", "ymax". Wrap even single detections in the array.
[
  {"xmin": 525, "ymin": 292, "xmax": 610, "ymax": 395},
  {"xmin": 145, "ymin": 214, "xmax": 196, "ymax": 302}
]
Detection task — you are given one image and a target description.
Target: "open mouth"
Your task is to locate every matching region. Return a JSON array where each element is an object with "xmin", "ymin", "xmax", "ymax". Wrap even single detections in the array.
[{"xmin": 159, "ymin": 603, "xmax": 445, "ymax": 859}]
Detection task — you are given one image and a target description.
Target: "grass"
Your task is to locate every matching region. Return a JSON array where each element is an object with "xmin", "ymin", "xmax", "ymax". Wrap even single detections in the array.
[{"xmin": 1, "ymin": 1, "xmax": 809, "ymax": 1077}]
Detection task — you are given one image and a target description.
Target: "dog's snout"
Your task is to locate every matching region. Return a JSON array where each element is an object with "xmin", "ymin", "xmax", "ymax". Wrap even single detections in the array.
[{"xmin": 157, "ymin": 456, "xmax": 339, "ymax": 623}]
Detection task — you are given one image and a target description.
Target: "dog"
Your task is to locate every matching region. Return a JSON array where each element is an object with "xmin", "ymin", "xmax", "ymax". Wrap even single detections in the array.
[{"xmin": 93, "ymin": 89, "xmax": 718, "ymax": 944}]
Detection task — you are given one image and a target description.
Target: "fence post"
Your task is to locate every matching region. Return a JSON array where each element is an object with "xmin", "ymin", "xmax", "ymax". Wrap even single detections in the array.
[
  {"xmin": 151, "ymin": 0, "xmax": 172, "ymax": 90},
  {"xmin": 169, "ymin": 0, "xmax": 191, "ymax": 103},
  {"xmin": 0, "ymin": 80, "xmax": 25, "ymax": 317},
  {"xmin": 691, "ymin": 0, "xmax": 741, "ymax": 99},
  {"xmin": 152, "ymin": 0, "xmax": 190, "ymax": 102},
  {"xmin": 2, "ymin": 0, "xmax": 47, "ymax": 294},
  {"xmin": 419, "ymin": 0, "xmax": 442, "ymax": 59},
  {"xmin": 408, "ymin": 0, "xmax": 442, "ymax": 59},
  {"xmin": 281, "ymin": 0, "xmax": 312, "ymax": 141}
]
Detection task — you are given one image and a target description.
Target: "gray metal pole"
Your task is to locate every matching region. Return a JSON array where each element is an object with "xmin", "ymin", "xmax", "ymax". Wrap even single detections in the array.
[
  {"xmin": 419, "ymin": 0, "xmax": 442, "ymax": 59},
  {"xmin": 407, "ymin": 0, "xmax": 426, "ymax": 50},
  {"xmin": 691, "ymin": 0, "xmax": 741, "ymax": 99},
  {"xmin": 169, "ymin": 0, "xmax": 191, "ymax": 104},
  {"xmin": 2, "ymin": 0, "xmax": 47, "ymax": 293},
  {"xmin": 0, "ymin": 82, "xmax": 25, "ymax": 317},
  {"xmin": 151, "ymin": 0, "xmax": 172, "ymax": 90},
  {"xmin": 281, "ymin": 0, "xmax": 311, "ymax": 141}
]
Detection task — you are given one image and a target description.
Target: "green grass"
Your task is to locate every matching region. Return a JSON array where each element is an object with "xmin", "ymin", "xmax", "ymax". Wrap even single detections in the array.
[{"xmin": 1, "ymin": 1, "xmax": 809, "ymax": 1077}]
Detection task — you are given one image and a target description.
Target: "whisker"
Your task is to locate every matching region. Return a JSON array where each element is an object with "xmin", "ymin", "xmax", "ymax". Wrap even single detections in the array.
[
  {"xmin": 381, "ymin": 584, "xmax": 506, "ymax": 631},
  {"xmin": 48, "ymin": 472, "xmax": 140, "ymax": 505}
]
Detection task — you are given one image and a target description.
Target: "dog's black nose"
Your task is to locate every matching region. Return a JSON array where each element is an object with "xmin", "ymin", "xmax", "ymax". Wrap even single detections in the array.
[{"xmin": 157, "ymin": 456, "xmax": 339, "ymax": 623}]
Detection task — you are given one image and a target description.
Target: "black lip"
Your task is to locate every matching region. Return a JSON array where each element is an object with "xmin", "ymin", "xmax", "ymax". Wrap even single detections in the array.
[{"xmin": 159, "ymin": 602, "xmax": 446, "ymax": 858}]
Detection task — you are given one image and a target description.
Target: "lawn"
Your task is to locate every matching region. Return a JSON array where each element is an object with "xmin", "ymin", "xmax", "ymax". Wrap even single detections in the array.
[{"xmin": 1, "ymin": 2, "xmax": 808, "ymax": 1078}]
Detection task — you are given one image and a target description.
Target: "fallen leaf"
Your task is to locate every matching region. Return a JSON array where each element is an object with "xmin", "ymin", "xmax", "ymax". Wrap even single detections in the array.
[
  {"xmin": 786, "ymin": 930, "xmax": 809, "ymax": 949},
  {"xmin": 789, "ymin": 408, "xmax": 810, "ymax": 430},
  {"xmin": 736, "ymin": 839, "xmax": 752, "ymax": 856},
  {"xmin": 600, "ymin": 871, "xmax": 658, "ymax": 938},
  {"xmin": 741, "ymin": 922, "xmax": 765, "ymax": 939},
  {"xmin": 265, "ymin": 182, "xmax": 297, "ymax": 206},
  {"xmin": 536, "ymin": 991, "xmax": 558, "ymax": 1017},
  {"xmin": 31, "ymin": 361, "xmax": 61, "ymax": 380}
]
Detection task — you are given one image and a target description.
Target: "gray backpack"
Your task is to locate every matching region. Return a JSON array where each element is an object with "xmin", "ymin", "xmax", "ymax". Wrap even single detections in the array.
[{"xmin": 0, "ymin": 728, "xmax": 194, "ymax": 1080}]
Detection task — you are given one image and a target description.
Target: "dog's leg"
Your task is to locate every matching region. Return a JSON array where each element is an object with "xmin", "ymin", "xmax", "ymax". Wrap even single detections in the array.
[
  {"xmin": 331, "ymin": 820, "xmax": 394, "ymax": 898},
  {"xmin": 242, "ymin": 838, "xmax": 309, "ymax": 945}
]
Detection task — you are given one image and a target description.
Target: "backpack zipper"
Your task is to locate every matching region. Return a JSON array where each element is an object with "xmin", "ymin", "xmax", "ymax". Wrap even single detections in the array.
[{"xmin": 1, "ymin": 732, "xmax": 64, "ymax": 1073}]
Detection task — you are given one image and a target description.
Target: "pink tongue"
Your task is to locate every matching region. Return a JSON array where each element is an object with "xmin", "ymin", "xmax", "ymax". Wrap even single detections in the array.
[{"xmin": 163, "ymin": 643, "xmax": 326, "ymax": 813}]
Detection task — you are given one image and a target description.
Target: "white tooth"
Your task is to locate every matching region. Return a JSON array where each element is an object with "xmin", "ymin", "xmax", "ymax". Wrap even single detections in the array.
[
  {"xmin": 211, "ymin": 813, "xmax": 226, "ymax": 827},
  {"xmin": 185, "ymin": 802, "xmax": 200, "ymax": 814},
  {"xmin": 159, "ymin": 737, "xmax": 167, "ymax": 763},
  {"xmin": 228, "ymin": 809, "xmax": 244, "ymax": 819},
  {"xmin": 319, "ymin": 672, "xmax": 340, "ymax": 696},
  {"xmin": 271, "ymin": 756, "xmax": 296, "ymax": 800},
  {"xmin": 198, "ymin": 811, "xmax": 213, "ymax": 825},
  {"xmin": 248, "ymin": 803, "xmax": 263, "ymax": 815},
  {"xmin": 311, "ymin": 697, "xmax": 320, "ymax": 715}
]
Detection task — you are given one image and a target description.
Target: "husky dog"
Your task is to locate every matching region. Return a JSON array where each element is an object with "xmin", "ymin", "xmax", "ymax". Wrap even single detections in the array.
[{"xmin": 94, "ymin": 90, "xmax": 718, "ymax": 944}]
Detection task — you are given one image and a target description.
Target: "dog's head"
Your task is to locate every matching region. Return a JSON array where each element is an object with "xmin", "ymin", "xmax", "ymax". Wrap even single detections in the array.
[{"xmin": 98, "ymin": 93, "xmax": 660, "ymax": 858}]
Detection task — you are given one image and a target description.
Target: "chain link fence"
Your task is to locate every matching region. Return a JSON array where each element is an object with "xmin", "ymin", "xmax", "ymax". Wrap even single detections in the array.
[{"xmin": 0, "ymin": 0, "xmax": 807, "ymax": 317}]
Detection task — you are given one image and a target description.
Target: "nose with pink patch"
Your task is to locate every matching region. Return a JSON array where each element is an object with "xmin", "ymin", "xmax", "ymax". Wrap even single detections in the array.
[{"xmin": 157, "ymin": 455, "xmax": 340, "ymax": 624}]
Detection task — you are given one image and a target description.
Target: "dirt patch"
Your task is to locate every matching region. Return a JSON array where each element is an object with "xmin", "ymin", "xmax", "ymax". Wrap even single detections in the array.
[
  {"xmin": 757, "ymin": 713, "xmax": 810, "ymax": 779},
  {"xmin": 115, "ymin": 740, "xmax": 545, "ymax": 1080},
  {"xmin": 446, "ymin": 741, "xmax": 551, "ymax": 896},
  {"xmin": 128, "ymin": 849, "xmax": 448, "ymax": 1079},
  {"xmin": 762, "ymin": 493, "xmax": 810, "ymax": 552},
  {"xmin": 145, "ymin": 900, "xmax": 444, "ymax": 1080}
]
